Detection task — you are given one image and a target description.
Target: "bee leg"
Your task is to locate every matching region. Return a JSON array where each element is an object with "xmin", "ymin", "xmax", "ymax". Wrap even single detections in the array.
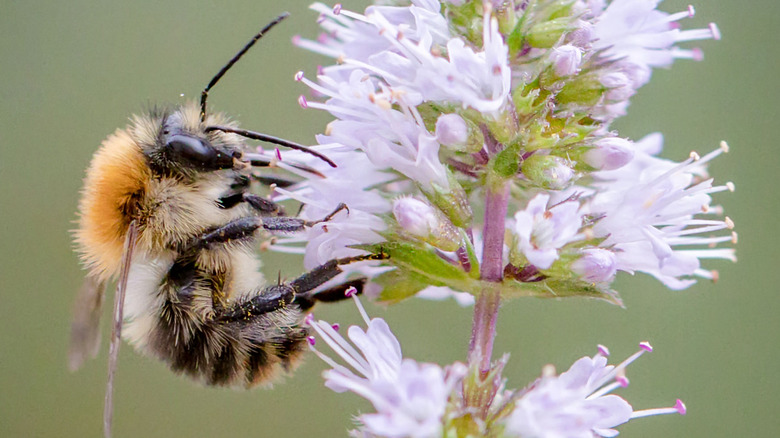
[
  {"xmin": 182, "ymin": 217, "xmax": 263, "ymax": 251},
  {"xmin": 216, "ymin": 284, "xmax": 296, "ymax": 323},
  {"xmin": 259, "ymin": 203, "xmax": 349, "ymax": 233},
  {"xmin": 182, "ymin": 203, "xmax": 352, "ymax": 251},
  {"xmin": 289, "ymin": 252, "xmax": 388, "ymax": 295},
  {"xmin": 243, "ymin": 194, "xmax": 286, "ymax": 216}
]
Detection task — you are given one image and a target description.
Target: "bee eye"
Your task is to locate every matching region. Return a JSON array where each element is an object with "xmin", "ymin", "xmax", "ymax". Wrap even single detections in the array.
[{"xmin": 166, "ymin": 135, "xmax": 216, "ymax": 166}]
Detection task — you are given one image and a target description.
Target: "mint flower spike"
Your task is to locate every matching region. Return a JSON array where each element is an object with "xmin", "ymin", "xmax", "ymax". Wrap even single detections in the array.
[
  {"xmin": 306, "ymin": 290, "xmax": 466, "ymax": 438},
  {"xmin": 505, "ymin": 342, "xmax": 686, "ymax": 438},
  {"xmin": 279, "ymin": 0, "xmax": 732, "ymax": 303}
]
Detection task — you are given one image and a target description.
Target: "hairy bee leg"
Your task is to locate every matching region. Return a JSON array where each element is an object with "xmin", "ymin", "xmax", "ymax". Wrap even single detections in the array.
[
  {"xmin": 289, "ymin": 253, "xmax": 388, "ymax": 294},
  {"xmin": 217, "ymin": 284, "xmax": 296, "ymax": 323},
  {"xmin": 258, "ymin": 202, "xmax": 349, "ymax": 233},
  {"xmin": 182, "ymin": 203, "xmax": 351, "ymax": 251}
]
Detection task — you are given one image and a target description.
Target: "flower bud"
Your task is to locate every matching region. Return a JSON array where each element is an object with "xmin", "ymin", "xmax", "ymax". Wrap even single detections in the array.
[
  {"xmin": 600, "ymin": 71, "xmax": 635, "ymax": 101},
  {"xmin": 521, "ymin": 155, "xmax": 576, "ymax": 190},
  {"xmin": 435, "ymin": 114, "xmax": 468, "ymax": 148},
  {"xmin": 550, "ymin": 44, "xmax": 582, "ymax": 77},
  {"xmin": 392, "ymin": 197, "xmax": 461, "ymax": 251},
  {"xmin": 584, "ymin": 137, "xmax": 635, "ymax": 170},
  {"xmin": 528, "ymin": 18, "xmax": 576, "ymax": 48},
  {"xmin": 571, "ymin": 248, "xmax": 617, "ymax": 283}
]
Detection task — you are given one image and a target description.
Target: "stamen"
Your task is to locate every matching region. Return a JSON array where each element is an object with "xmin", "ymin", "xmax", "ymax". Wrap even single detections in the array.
[
  {"xmin": 587, "ymin": 380, "xmax": 623, "ymax": 399},
  {"xmin": 294, "ymin": 71, "xmax": 304, "ymax": 81},
  {"xmin": 597, "ymin": 344, "xmax": 610, "ymax": 357},
  {"xmin": 709, "ymin": 23, "xmax": 721, "ymax": 40},
  {"xmin": 631, "ymin": 399, "xmax": 687, "ymax": 418},
  {"xmin": 298, "ymin": 95, "xmax": 308, "ymax": 108},
  {"xmin": 347, "ymin": 287, "xmax": 372, "ymax": 326},
  {"xmin": 311, "ymin": 320, "xmax": 370, "ymax": 374}
]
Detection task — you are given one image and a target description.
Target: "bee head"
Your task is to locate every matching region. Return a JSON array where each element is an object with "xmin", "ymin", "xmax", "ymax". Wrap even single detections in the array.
[{"xmin": 137, "ymin": 105, "xmax": 249, "ymax": 177}]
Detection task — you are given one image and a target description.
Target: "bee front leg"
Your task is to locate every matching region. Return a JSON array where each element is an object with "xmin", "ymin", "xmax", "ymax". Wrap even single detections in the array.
[
  {"xmin": 260, "ymin": 202, "xmax": 349, "ymax": 233},
  {"xmin": 180, "ymin": 203, "xmax": 351, "ymax": 251}
]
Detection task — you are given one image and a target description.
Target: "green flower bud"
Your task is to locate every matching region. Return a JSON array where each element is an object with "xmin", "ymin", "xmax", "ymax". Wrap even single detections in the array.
[
  {"xmin": 521, "ymin": 154, "xmax": 577, "ymax": 190},
  {"xmin": 527, "ymin": 18, "xmax": 575, "ymax": 48}
]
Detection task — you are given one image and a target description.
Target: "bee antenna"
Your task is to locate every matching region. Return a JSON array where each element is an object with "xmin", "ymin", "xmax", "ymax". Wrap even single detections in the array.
[
  {"xmin": 200, "ymin": 12, "xmax": 290, "ymax": 122},
  {"xmin": 205, "ymin": 125, "xmax": 337, "ymax": 168}
]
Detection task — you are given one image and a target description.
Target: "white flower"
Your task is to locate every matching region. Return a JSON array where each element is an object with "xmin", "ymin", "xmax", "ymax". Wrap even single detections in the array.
[
  {"xmin": 589, "ymin": 0, "xmax": 720, "ymax": 88},
  {"xmin": 270, "ymin": 148, "xmax": 391, "ymax": 263},
  {"xmin": 435, "ymin": 113, "xmax": 469, "ymax": 148},
  {"xmin": 297, "ymin": 1, "xmax": 511, "ymax": 116},
  {"xmin": 505, "ymin": 342, "xmax": 687, "ymax": 438},
  {"xmin": 584, "ymin": 137, "xmax": 635, "ymax": 171},
  {"xmin": 307, "ymin": 292, "xmax": 466, "ymax": 438},
  {"xmin": 572, "ymin": 248, "xmax": 618, "ymax": 283},
  {"xmin": 513, "ymin": 194, "xmax": 585, "ymax": 269},
  {"xmin": 587, "ymin": 134, "xmax": 736, "ymax": 289}
]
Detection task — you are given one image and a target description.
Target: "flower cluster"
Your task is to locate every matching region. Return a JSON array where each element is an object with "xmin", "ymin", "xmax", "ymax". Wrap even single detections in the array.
[
  {"xmin": 271, "ymin": 0, "xmax": 733, "ymax": 305},
  {"xmin": 306, "ymin": 295, "xmax": 685, "ymax": 437}
]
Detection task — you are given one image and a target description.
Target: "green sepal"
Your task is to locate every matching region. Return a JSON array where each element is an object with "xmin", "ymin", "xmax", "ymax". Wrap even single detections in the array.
[
  {"xmin": 527, "ymin": 18, "xmax": 575, "ymax": 48},
  {"xmin": 426, "ymin": 172, "xmax": 474, "ymax": 228},
  {"xmin": 461, "ymin": 229, "xmax": 481, "ymax": 280},
  {"xmin": 491, "ymin": 145, "xmax": 520, "ymax": 179}
]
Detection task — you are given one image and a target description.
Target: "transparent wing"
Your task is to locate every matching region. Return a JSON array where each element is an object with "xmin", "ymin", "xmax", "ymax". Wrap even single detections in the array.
[
  {"xmin": 104, "ymin": 220, "xmax": 138, "ymax": 438},
  {"xmin": 68, "ymin": 275, "xmax": 107, "ymax": 371}
]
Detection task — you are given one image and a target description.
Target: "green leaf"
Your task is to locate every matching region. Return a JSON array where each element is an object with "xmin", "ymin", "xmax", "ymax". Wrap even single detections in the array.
[
  {"xmin": 360, "ymin": 241, "xmax": 471, "ymax": 284},
  {"xmin": 374, "ymin": 269, "xmax": 437, "ymax": 303}
]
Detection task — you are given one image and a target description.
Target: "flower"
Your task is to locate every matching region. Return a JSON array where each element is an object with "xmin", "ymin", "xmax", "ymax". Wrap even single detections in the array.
[
  {"xmin": 512, "ymin": 193, "xmax": 585, "ymax": 270},
  {"xmin": 587, "ymin": 0, "xmax": 721, "ymax": 88},
  {"xmin": 307, "ymin": 291, "xmax": 466, "ymax": 437},
  {"xmin": 505, "ymin": 342, "xmax": 687, "ymax": 438},
  {"xmin": 277, "ymin": 0, "xmax": 732, "ymax": 305},
  {"xmin": 586, "ymin": 134, "xmax": 736, "ymax": 289}
]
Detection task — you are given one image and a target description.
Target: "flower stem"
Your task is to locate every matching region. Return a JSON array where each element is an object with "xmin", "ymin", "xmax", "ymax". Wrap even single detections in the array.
[
  {"xmin": 469, "ymin": 182, "xmax": 509, "ymax": 369},
  {"xmin": 465, "ymin": 181, "xmax": 509, "ymax": 416}
]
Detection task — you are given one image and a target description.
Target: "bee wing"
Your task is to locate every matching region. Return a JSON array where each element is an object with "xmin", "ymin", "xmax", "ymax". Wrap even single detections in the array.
[
  {"xmin": 68, "ymin": 275, "xmax": 107, "ymax": 371},
  {"xmin": 104, "ymin": 220, "xmax": 138, "ymax": 438}
]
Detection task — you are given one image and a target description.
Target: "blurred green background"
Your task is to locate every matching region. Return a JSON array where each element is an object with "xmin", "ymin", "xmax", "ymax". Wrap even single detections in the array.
[{"xmin": 0, "ymin": 0, "xmax": 776, "ymax": 436}]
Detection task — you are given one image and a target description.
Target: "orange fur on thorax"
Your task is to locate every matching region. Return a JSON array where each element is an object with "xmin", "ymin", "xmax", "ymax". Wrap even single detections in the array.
[{"xmin": 75, "ymin": 128, "xmax": 151, "ymax": 280}]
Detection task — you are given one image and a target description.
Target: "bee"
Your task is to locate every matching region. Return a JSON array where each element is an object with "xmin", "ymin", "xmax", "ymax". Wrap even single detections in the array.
[{"xmin": 69, "ymin": 13, "xmax": 382, "ymax": 437}]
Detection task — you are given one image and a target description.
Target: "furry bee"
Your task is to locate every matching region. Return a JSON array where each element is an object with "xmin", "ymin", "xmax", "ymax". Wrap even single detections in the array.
[{"xmin": 69, "ymin": 13, "xmax": 381, "ymax": 436}]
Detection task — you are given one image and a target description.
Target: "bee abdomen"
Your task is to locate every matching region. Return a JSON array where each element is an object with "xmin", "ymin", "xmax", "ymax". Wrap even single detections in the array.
[{"xmin": 151, "ymin": 298, "xmax": 309, "ymax": 388}]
